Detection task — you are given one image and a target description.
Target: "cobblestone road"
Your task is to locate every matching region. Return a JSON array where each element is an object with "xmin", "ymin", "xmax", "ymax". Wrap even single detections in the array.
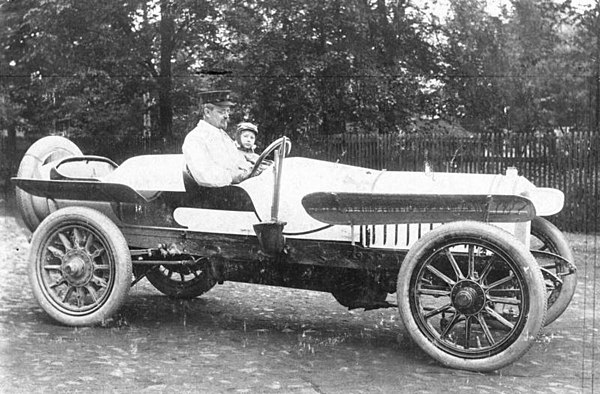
[{"xmin": 0, "ymin": 199, "xmax": 598, "ymax": 393}]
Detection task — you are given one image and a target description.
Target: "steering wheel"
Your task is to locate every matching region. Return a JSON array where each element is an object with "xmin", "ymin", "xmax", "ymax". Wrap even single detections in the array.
[{"xmin": 249, "ymin": 136, "xmax": 292, "ymax": 177}]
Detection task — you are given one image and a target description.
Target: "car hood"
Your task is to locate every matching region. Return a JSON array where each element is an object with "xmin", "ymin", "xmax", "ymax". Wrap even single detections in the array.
[{"xmin": 238, "ymin": 157, "xmax": 563, "ymax": 233}]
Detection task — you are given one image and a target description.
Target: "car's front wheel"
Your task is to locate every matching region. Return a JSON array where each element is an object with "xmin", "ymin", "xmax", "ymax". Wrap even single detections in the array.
[
  {"xmin": 29, "ymin": 207, "xmax": 132, "ymax": 326},
  {"xmin": 397, "ymin": 221, "xmax": 546, "ymax": 372}
]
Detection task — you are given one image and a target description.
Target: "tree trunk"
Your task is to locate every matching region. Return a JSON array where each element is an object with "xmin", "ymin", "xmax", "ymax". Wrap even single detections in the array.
[
  {"xmin": 158, "ymin": 0, "xmax": 174, "ymax": 140},
  {"xmin": 3, "ymin": 122, "xmax": 17, "ymax": 194},
  {"xmin": 6, "ymin": 123, "xmax": 16, "ymax": 157}
]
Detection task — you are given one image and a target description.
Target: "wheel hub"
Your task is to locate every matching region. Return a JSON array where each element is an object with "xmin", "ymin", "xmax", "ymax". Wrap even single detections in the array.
[
  {"xmin": 62, "ymin": 251, "xmax": 93, "ymax": 286},
  {"xmin": 451, "ymin": 280, "xmax": 485, "ymax": 315}
]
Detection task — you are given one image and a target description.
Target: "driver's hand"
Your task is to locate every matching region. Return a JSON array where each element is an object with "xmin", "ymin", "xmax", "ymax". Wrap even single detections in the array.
[
  {"xmin": 251, "ymin": 161, "xmax": 273, "ymax": 177},
  {"xmin": 256, "ymin": 160, "xmax": 274, "ymax": 176},
  {"xmin": 232, "ymin": 163, "xmax": 253, "ymax": 184}
]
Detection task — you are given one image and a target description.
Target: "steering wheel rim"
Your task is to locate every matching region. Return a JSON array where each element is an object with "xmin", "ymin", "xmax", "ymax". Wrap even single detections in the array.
[{"xmin": 249, "ymin": 136, "xmax": 292, "ymax": 177}]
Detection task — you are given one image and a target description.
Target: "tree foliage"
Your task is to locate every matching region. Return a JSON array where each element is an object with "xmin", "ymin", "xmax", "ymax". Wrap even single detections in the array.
[
  {"xmin": 443, "ymin": 0, "xmax": 597, "ymax": 134},
  {"xmin": 442, "ymin": 0, "xmax": 508, "ymax": 131},
  {"xmin": 222, "ymin": 0, "xmax": 442, "ymax": 143},
  {"xmin": 0, "ymin": 0, "xmax": 598, "ymax": 158}
]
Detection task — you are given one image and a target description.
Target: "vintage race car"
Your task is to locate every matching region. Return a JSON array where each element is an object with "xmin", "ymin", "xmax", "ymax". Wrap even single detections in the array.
[{"xmin": 12, "ymin": 135, "xmax": 576, "ymax": 372}]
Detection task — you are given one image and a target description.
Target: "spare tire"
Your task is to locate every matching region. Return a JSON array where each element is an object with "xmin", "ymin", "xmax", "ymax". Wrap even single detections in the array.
[{"xmin": 15, "ymin": 136, "xmax": 83, "ymax": 232}]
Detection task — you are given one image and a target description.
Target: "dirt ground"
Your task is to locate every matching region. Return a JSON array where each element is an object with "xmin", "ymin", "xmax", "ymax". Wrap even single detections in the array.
[{"xmin": 0, "ymin": 195, "xmax": 598, "ymax": 393}]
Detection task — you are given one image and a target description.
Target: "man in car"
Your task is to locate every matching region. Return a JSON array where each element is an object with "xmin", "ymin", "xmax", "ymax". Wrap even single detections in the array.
[{"xmin": 182, "ymin": 90, "xmax": 254, "ymax": 187}]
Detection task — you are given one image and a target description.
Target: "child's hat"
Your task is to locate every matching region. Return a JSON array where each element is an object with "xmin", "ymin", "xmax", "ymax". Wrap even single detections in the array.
[{"xmin": 236, "ymin": 122, "xmax": 258, "ymax": 135}]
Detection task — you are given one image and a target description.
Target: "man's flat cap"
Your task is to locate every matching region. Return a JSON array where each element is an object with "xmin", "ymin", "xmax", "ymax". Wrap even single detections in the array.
[{"xmin": 200, "ymin": 90, "xmax": 235, "ymax": 106}]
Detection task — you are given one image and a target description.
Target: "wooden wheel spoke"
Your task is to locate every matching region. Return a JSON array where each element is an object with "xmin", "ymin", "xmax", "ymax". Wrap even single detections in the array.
[
  {"xmin": 47, "ymin": 246, "xmax": 65, "ymax": 259},
  {"xmin": 484, "ymin": 306, "xmax": 515, "ymax": 330},
  {"xmin": 467, "ymin": 245, "xmax": 475, "ymax": 279},
  {"xmin": 478, "ymin": 260, "xmax": 494, "ymax": 283},
  {"xmin": 445, "ymin": 249, "xmax": 464, "ymax": 280},
  {"xmin": 487, "ymin": 295, "xmax": 521, "ymax": 306},
  {"xmin": 76, "ymin": 288, "xmax": 86, "ymax": 308},
  {"xmin": 418, "ymin": 285, "xmax": 451, "ymax": 297},
  {"xmin": 464, "ymin": 316, "xmax": 472, "ymax": 349},
  {"xmin": 424, "ymin": 303, "xmax": 453, "ymax": 319},
  {"xmin": 84, "ymin": 233, "xmax": 95, "ymax": 253},
  {"xmin": 440, "ymin": 313, "xmax": 461, "ymax": 338},
  {"xmin": 488, "ymin": 288, "xmax": 520, "ymax": 295},
  {"xmin": 58, "ymin": 233, "xmax": 73, "ymax": 251},
  {"xmin": 50, "ymin": 278, "xmax": 67, "ymax": 289},
  {"xmin": 91, "ymin": 275, "xmax": 108, "ymax": 289},
  {"xmin": 93, "ymin": 264, "xmax": 110, "ymax": 272},
  {"xmin": 487, "ymin": 271, "xmax": 514, "ymax": 290},
  {"xmin": 475, "ymin": 314, "xmax": 496, "ymax": 345},
  {"xmin": 426, "ymin": 265, "xmax": 456, "ymax": 287},
  {"xmin": 62, "ymin": 286, "xmax": 75, "ymax": 303},
  {"xmin": 44, "ymin": 264, "xmax": 62, "ymax": 272},
  {"xmin": 84, "ymin": 285, "xmax": 99, "ymax": 302},
  {"xmin": 73, "ymin": 228, "xmax": 84, "ymax": 248},
  {"xmin": 90, "ymin": 247, "xmax": 105, "ymax": 259}
]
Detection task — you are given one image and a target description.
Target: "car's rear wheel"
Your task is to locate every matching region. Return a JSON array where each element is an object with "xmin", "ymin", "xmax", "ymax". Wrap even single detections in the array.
[
  {"xmin": 531, "ymin": 216, "xmax": 576, "ymax": 326},
  {"xmin": 29, "ymin": 207, "xmax": 131, "ymax": 326},
  {"xmin": 16, "ymin": 136, "xmax": 83, "ymax": 232},
  {"xmin": 145, "ymin": 262, "xmax": 216, "ymax": 299},
  {"xmin": 397, "ymin": 221, "xmax": 546, "ymax": 372}
]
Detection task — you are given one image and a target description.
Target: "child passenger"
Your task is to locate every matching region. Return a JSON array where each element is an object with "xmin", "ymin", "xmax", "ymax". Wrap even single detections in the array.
[{"xmin": 235, "ymin": 122, "xmax": 260, "ymax": 163}]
